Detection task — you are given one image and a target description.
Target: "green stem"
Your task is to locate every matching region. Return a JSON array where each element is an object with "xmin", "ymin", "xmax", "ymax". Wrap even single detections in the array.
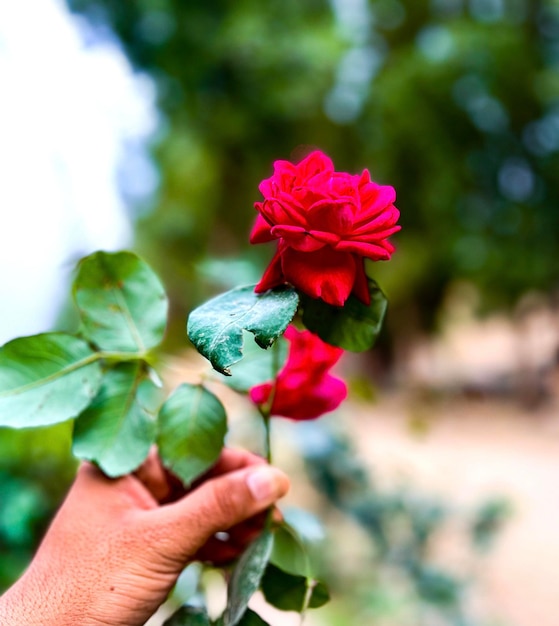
[
  {"xmin": 258, "ymin": 339, "xmax": 283, "ymax": 529},
  {"xmin": 271, "ymin": 334, "xmax": 282, "ymax": 383},
  {"xmin": 256, "ymin": 404, "xmax": 273, "ymax": 464},
  {"xmin": 263, "ymin": 411, "xmax": 272, "ymax": 464},
  {"xmin": 255, "ymin": 404, "xmax": 274, "ymax": 530},
  {"xmin": 258, "ymin": 338, "xmax": 283, "ymax": 464},
  {"xmin": 97, "ymin": 350, "xmax": 149, "ymax": 363}
]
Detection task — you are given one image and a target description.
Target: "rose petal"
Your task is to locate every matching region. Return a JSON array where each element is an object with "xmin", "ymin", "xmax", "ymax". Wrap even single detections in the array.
[
  {"xmin": 356, "ymin": 184, "xmax": 397, "ymax": 222},
  {"xmin": 249, "ymin": 382, "xmax": 273, "ymax": 406},
  {"xmin": 271, "ymin": 373, "xmax": 347, "ymax": 420},
  {"xmin": 260, "ymin": 198, "xmax": 307, "ymax": 228},
  {"xmin": 329, "ymin": 172, "xmax": 359, "ymax": 199},
  {"xmin": 249, "ymin": 213, "xmax": 275, "ymax": 244},
  {"xmin": 307, "ymin": 230, "xmax": 341, "ymax": 245},
  {"xmin": 335, "ymin": 240, "xmax": 390, "ymax": 260},
  {"xmin": 307, "ymin": 198, "xmax": 355, "ymax": 234},
  {"xmin": 281, "ymin": 247, "xmax": 356, "ymax": 306},
  {"xmin": 352, "ymin": 261, "xmax": 371, "ymax": 305},
  {"xmin": 351, "ymin": 207, "xmax": 401, "ymax": 237},
  {"xmin": 284, "ymin": 326, "xmax": 343, "ymax": 372},
  {"xmin": 271, "ymin": 225, "xmax": 326, "ymax": 252},
  {"xmin": 360, "ymin": 224, "xmax": 402, "ymax": 240},
  {"xmin": 254, "ymin": 250, "xmax": 285, "ymax": 293},
  {"xmin": 296, "ymin": 151, "xmax": 334, "ymax": 181}
]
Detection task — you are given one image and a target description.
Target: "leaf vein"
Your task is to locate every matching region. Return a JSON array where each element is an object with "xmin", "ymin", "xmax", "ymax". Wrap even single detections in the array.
[{"xmin": 0, "ymin": 353, "xmax": 100, "ymax": 398}]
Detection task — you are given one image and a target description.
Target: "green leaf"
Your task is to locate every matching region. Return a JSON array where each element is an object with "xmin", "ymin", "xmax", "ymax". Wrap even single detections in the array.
[
  {"xmin": 163, "ymin": 605, "xmax": 211, "ymax": 626},
  {"xmin": 260, "ymin": 564, "xmax": 329, "ymax": 612},
  {"xmin": 215, "ymin": 332, "xmax": 288, "ymax": 392},
  {"xmin": 73, "ymin": 250, "xmax": 168, "ymax": 353},
  {"xmin": 223, "ymin": 530, "xmax": 273, "ymax": 626},
  {"xmin": 0, "ymin": 333, "xmax": 102, "ymax": 428},
  {"xmin": 72, "ymin": 363, "xmax": 161, "ymax": 476},
  {"xmin": 271, "ymin": 524, "xmax": 312, "ymax": 578},
  {"xmin": 301, "ymin": 279, "xmax": 387, "ymax": 352},
  {"xmin": 187, "ymin": 285, "xmax": 299, "ymax": 375},
  {"xmin": 237, "ymin": 609, "xmax": 270, "ymax": 626},
  {"xmin": 157, "ymin": 383, "xmax": 227, "ymax": 485}
]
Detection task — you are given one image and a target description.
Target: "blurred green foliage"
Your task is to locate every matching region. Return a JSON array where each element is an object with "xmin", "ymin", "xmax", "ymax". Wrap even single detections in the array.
[
  {"xmin": 66, "ymin": 0, "xmax": 559, "ymax": 341},
  {"xmin": 0, "ymin": 424, "xmax": 76, "ymax": 591}
]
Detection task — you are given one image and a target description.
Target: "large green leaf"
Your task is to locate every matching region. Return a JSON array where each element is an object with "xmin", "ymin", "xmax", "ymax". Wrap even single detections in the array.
[
  {"xmin": 0, "ymin": 333, "xmax": 102, "ymax": 428},
  {"xmin": 260, "ymin": 564, "xmax": 329, "ymax": 612},
  {"xmin": 73, "ymin": 250, "xmax": 168, "ymax": 353},
  {"xmin": 72, "ymin": 363, "xmax": 161, "ymax": 477},
  {"xmin": 163, "ymin": 605, "xmax": 211, "ymax": 626},
  {"xmin": 223, "ymin": 530, "xmax": 273, "ymax": 626},
  {"xmin": 187, "ymin": 285, "xmax": 298, "ymax": 375},
  {"xmin": 157, "ymin": 383, "xmax": 227, "ymax": 485},
  {"xmin": 301, "ymin": 279, "xmax": 387, "ymax": 352}
]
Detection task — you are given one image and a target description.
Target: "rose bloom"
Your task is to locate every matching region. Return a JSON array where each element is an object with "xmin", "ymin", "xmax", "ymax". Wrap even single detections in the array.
[
  {"xmin": 250, "ymin": 150, "xmax": 400, "ymax": 307},
  {"xmin": 249, "ymin": 325, "xmax": 347, "ymax": 420}
]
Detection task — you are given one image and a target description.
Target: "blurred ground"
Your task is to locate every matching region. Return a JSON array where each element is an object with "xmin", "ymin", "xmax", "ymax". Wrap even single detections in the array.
[{"xmin": 348, "ymin": 392, "xmax": 559, "ymax": 626}]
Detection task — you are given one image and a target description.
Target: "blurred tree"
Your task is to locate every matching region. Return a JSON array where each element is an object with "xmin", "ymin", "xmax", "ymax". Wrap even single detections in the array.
[
  {"xmin": 365, "ymin": 0, "xmax": 559, "ymax": 337},
  {"xmin": 66, "ymin": 0, "xmax": 559, "ymax": 342},
  {"xmin": 66, "ymin": 0, "xmax": 347, "ymax": 344}
]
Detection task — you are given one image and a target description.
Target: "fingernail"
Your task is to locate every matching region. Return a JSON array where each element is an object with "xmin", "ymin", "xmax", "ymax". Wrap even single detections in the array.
[{"xmin": 246, "ymin": 467, "xmax": 287, "ymax": 502}]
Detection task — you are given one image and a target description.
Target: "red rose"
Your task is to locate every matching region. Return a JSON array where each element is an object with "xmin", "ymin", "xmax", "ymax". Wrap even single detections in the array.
[
  {"xmin": 250, "ymin": 150, "xmax": 400, "ymax": 307},
  {"xmin": 249, "ymin": 325, "xmax": 347, "ymax": 420}
]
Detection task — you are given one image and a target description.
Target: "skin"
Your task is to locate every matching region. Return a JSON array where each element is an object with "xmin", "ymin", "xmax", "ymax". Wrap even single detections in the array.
[{"xmin": 0, "ymin": 449, "xmax": 290, "ymax": 626}]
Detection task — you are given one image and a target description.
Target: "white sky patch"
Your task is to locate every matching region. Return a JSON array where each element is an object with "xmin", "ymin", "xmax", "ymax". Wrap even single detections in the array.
[{"xmin": 0, "ymin": 0, "xmax": 158, "ymax": 344}]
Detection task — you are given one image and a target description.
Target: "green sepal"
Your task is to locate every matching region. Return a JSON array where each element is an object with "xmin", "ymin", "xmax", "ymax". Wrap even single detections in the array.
[{"xmin": 301, "ymin": 279, "xmax": 387, "ymax": 352}]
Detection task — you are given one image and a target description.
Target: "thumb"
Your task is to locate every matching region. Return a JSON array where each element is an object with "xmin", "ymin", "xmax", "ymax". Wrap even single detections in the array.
[{"xmin": 152, "ymin": 465, "xmax": 290, "ymax": 558}]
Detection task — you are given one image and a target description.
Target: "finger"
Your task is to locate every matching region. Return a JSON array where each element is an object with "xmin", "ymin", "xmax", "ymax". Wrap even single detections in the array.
[
  {"xmin": 199, "ymin": 448, "xmax": 266, "ymax": 480},
  {"xmin": 223, "ymin": 505, "xmax": 283, "ymax": 546},
  {"xmin": 138, "ymin": 448, "xmax": 267, "ymax": 504},
  {"xmin": 71, "ymin": 463, "xmax": 158, "ymax": 512},
  {"xmin": 133, "ymin": 448, "xmax": 175, "ymax": 502},
  {"xmin": 151, "ymin": 465, "xmax": 290, "ymax": 560}
]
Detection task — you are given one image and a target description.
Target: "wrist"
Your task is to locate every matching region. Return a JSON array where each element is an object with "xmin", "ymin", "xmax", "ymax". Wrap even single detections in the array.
[{"xmin": 0, "ymin": 568, "xmax": 87, "ymax": 626}]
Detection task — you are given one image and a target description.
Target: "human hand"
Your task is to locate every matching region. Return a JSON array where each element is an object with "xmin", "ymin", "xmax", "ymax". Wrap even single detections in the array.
[{"xmin": 0, "ymin": 449, "xmax": 289, "ymax": 626}]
